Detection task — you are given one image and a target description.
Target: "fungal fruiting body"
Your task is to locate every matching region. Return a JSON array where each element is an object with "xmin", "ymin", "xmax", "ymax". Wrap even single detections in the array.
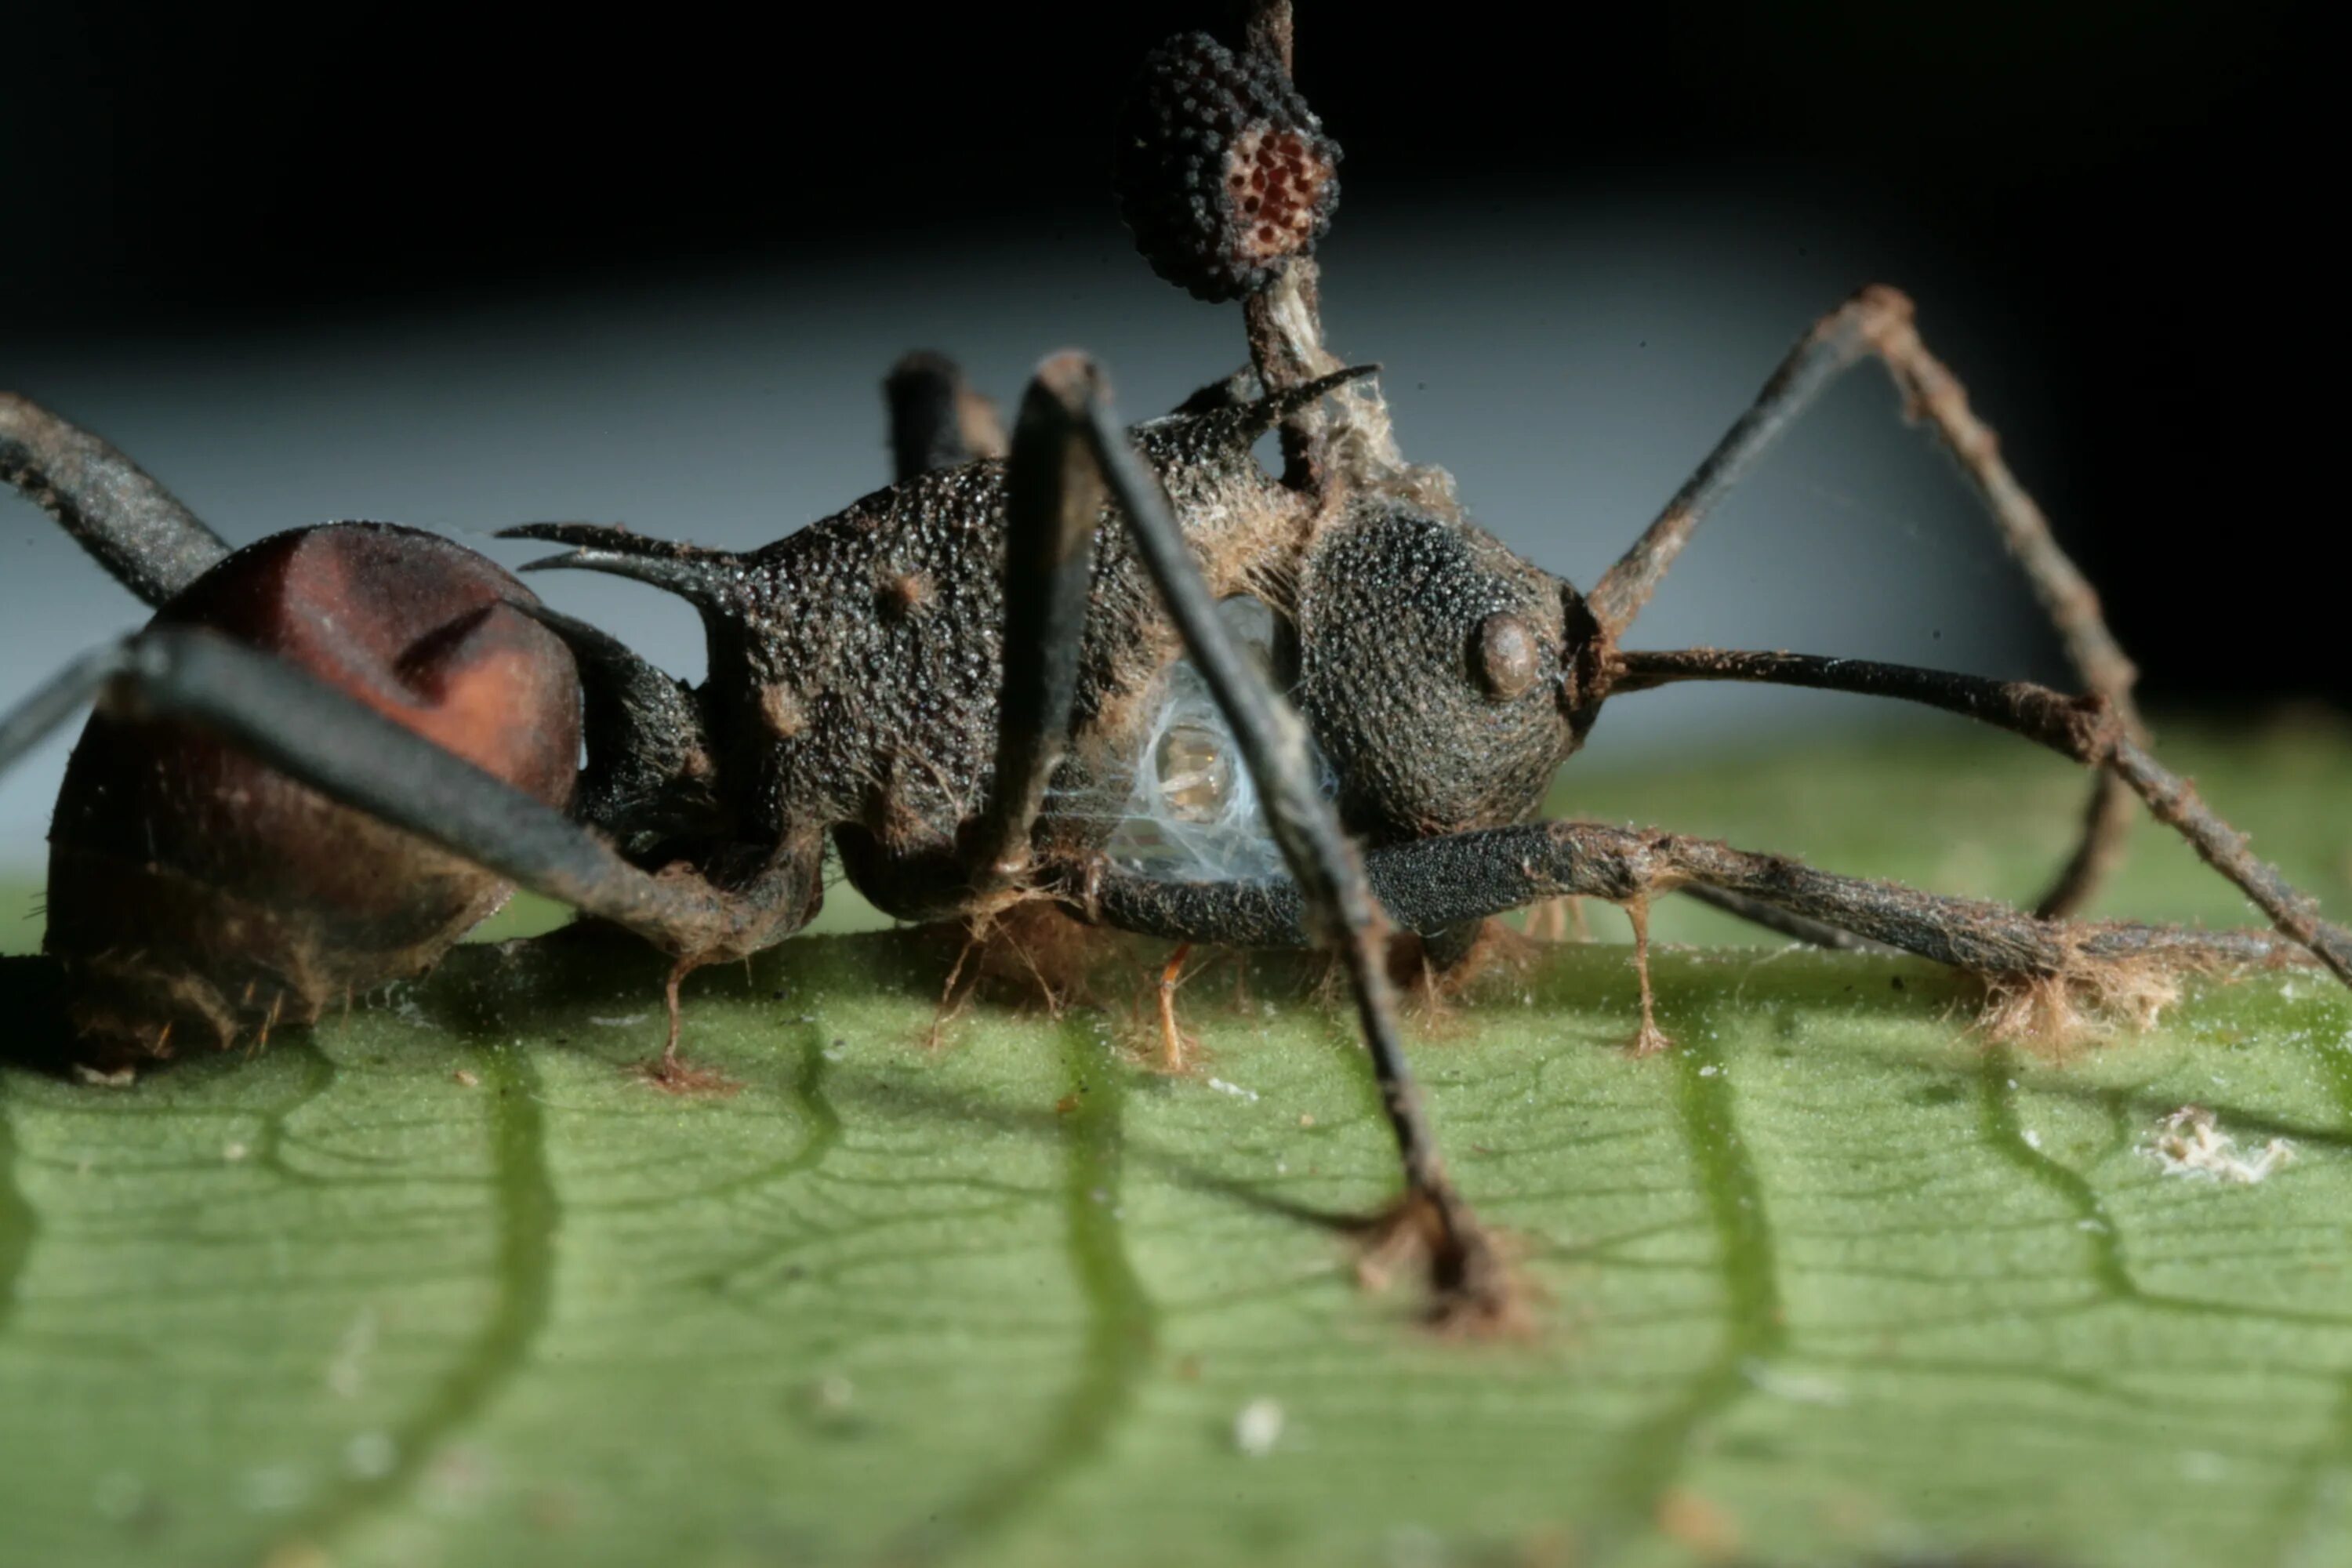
[{"xmin": 1115, "ymin": 31, "xmax": 1341, "ymax": 302}]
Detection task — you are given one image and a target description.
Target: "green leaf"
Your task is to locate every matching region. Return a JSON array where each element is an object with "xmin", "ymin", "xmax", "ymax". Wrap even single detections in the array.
[{"xmin": 2, "ymin": 722, "xmax": 2350, "ymax": 1567}]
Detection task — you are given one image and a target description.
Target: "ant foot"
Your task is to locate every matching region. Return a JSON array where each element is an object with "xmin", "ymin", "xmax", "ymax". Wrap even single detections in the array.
[
  {"xmin": 1152, "ymin": 942, "xmax": 1198, "ymax": 1073},
  {"xmin": 1621, "ymin": 895, "xmax": 1673, "ymax": 1058},
  {"xmin": 1628, "ymin": 1017, "xmax": 1677, "ymax": 1058},
  {"xmin": 633, "ymin": 1052, "xmax": 741, "ymax": 1098},
  {"xmin": 1355, "ymin": 1185, "xmax": 1532, "ymax": 1337}
]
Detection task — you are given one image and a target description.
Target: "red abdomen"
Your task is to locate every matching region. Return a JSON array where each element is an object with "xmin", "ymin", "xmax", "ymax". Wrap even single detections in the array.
[{"xmin": 45, "ymin": 523, "xmax": 581, "ymax": 1064}]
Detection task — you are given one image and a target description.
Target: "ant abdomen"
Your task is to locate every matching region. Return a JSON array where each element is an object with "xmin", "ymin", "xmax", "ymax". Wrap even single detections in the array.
[{"xmin": 45, "ymin": 523, "xmax": 581, "ymax": 1064}]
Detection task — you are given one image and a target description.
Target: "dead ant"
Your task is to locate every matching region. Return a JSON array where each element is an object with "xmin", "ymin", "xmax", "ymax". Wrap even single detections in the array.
[{"xmin": 3, "ymin": 2, "xmax": 2348, "ymax": 1327}]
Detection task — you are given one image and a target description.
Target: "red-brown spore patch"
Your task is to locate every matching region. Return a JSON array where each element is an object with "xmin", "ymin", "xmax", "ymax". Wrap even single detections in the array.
[{"xmin": 1114, "ymin": 31, "xmax": 1342, "ymax": 302}]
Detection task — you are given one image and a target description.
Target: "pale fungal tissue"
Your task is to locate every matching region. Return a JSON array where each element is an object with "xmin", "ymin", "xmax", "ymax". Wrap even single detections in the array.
[
  {"xmin": 1105, "ymin": 597, "xmax": 1332, "ymax": 883},
  {"xmin": 2147, "ymin": 1105, "xmax": 2295, "ymax": 1185}
]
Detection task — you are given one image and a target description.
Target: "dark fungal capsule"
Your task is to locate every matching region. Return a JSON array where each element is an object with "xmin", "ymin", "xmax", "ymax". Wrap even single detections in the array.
[{"xmin": 1114, "ymin": 31, "xmax": 1341, "ymax": 303}]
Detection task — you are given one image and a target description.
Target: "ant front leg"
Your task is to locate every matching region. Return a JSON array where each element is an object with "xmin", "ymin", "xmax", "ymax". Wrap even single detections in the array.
[
  {"xmin": 2, "ymin": 393, "xmax": 230, "ymax": 606},
  {"xmin": 0, "ymin": 626, "xmax": 822, "ymax": 1072},
  {"xmin": 1612, "ymin": 648, "xmax": 2352, "ymax": 985},
  {"xmin": 1585, "ymin": 288, "xmax": 2143, "ymax": 920},
  {"xmin": 1052, "ymin": 361, "xmax": 1512, "ymax": 1330},
  {"xmin": 1079, "ymin": 824, "xmax": 2317, "ymax": 1049}
]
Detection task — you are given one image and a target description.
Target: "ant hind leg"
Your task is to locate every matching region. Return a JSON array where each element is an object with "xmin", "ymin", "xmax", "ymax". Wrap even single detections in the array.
[
  {"xmin": 2, "ymin": 393, "xmax": 230, "ymax": 607},
  {"xmin": 0, "ymin": 626, "xmax": 822, "ymax": 1075}
]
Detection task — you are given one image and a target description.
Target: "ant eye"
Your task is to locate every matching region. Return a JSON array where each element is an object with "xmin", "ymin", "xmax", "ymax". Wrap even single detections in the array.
[{"xmin": 1473, "ymin": 612, "xmax": 1540, "ymax": 699}]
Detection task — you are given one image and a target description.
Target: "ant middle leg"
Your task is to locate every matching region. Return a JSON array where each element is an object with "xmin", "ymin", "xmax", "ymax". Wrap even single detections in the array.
[
  {"xmin": 883, "ymin": 352, "xmax": 1008, "ymax": 481},
  {"xmin": 1055, "ymin": 358, "xmax": 1512, "ymax": 1328},
  {"xmin": 839, "ymin": 353, "xmax": 1105, "ymax": 935}
]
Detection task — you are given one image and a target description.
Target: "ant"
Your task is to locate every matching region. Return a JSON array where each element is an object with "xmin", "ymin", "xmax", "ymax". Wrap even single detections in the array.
[{"xmin": 3, "ymin": 2, "xmax": 2347, "ymax": 1327}]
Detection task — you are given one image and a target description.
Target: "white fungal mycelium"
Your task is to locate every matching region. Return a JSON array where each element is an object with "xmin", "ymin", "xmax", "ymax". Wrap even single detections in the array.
[{"xmin": 1102, "ymin": 597, "xmax": 1333, "ymax": 883}]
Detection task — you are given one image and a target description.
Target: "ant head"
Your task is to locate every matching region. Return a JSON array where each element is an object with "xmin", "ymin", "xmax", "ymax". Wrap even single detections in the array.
[{"xmin": 1292, "ymin": 500, "xmax": 1602, "ymax": 843}]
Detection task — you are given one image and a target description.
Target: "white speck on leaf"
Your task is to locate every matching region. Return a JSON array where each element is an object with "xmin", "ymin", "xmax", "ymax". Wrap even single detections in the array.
[
  {"xmin": 345, "ymin": 1432, "xmax": 397, "ymax": 1479},
  {"xmin": 1234, "ymin": 1397, "xmax": 1285, "ymax": 1457},
  {"xmin": 91, "ymin": 1471, "xmax": 145, "ymax": 1523},
  {"xmin": 1207, "ymin": 1077, "xmax": 1258, "ymax": 1101},
  {"xmin": 1385, "ymin": 1524, "xmax": 1444, "ymax": 1568},
  {"xmin": 2180, "ymin": 1450, "xmax": 2228, "ymax": 1483},
  {"xmin": 326, "ymin": 1307, "xmax": 379, "ymax": 1399},
  {"xmin": 241, "ymin": 1463, "xmax": 308, "ymax": 1513},
  {"xmin": 1740, "ymin": 1358, "xmax": 1846, "ymax": 1406},
  {"xmin": 2148, "ymin": 1105, "xmax": 2293, "ymax": 1185}
]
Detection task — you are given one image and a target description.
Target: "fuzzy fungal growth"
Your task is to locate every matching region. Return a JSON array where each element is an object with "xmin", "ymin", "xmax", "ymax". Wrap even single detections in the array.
[{"xmin": 1115, "ymin": 31, "xmax": 1341, "ymax": 303}]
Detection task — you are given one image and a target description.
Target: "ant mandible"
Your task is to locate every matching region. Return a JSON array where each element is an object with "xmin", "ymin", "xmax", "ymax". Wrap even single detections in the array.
[{"xmin": 4, "ymin": 3, "xmax": 2347, "ymax": 1327}]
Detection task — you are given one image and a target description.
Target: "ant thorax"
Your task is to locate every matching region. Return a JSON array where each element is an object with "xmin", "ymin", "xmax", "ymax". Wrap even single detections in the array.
[{"xmin": 669, "ymin": 395, "xmax": 1319, "ymax": 912}]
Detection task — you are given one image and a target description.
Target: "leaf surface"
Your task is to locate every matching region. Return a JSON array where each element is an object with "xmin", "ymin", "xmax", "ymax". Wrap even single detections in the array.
[{"xmin": 2, "ymin": 724, "xmax": 2350, "ymax": 1567}]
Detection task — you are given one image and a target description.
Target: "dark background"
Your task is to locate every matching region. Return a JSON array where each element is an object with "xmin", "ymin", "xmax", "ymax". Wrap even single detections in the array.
[{"xmin": 2, "ymin": 0, "xmax": 2327, "ymax": 706}]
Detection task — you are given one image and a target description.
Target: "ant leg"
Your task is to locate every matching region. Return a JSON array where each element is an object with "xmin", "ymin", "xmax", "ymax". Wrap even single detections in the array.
[
  {"xmin": 958, "ymin": 356, "xmax": 1106, "ymax": 898},
  {"xmin": 883, "ymin": 352, "xmax": 1007, "ymax": 481},
  {"xmin": 1155, "ymin": 942, "xmax": 1195, "ymax": 1071},
  {"xmin": 1585, "ymin": 287, "xmax": 2140, "ymax": 919},
  {"xmin": 836, "ymin": 355, "xmax": 1111, "ymax": 929},
  {"xmin": 1062, "ymin": 358, "xmax": 1510, "ymax": 1327},
  {"xmin": 2, "ymin": 393, "xmax": 230, "ymax": 607},
  {"xmin": 0, "ymin": 626, "xmax": 818, "ymax": 968},
  {"xmin": 1076, "ymin": 826, "xmax": 2307, "ymax": 1012},
  {"xmin": 1613, "ymin": 648, "xmax": 2352, "ymax": 985},
  {"xmin": 1622, "ymin": 895, "xmax": 1671, "ymax": 1055},
  {"xmin": 1679, "ymin": 885, "xmax": 1878, "ymax": 952}
]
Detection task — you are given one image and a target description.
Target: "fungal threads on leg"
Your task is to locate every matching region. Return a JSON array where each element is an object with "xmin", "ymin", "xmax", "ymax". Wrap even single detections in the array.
[
  {"xmin": 637, "ymin": 956, "xmax": 741, "ymax": 1096},
  {"xmin": 1623, "ymin": 895, "xmax": 1674, "ymax": 1057},
  {"xmin": 1155, "ymin": 941, "xmax": 1196, "ymax": 1072}
]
